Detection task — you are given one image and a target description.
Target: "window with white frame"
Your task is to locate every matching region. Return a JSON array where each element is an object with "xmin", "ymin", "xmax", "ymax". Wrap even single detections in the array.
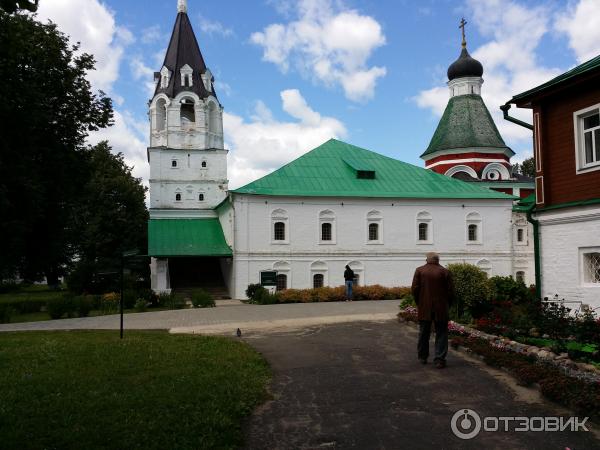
[
  {"xmin": 582, "ymin": 251, "xmax": 600, "ymax": 284},
  {"xmin": 271, "ymin": 209, "xmax": 289, "ymax": 243},
  {"xmin": 574, "ymin": 104, "xmax": 600, "ymax": 172},
  {"xmin": 466, "ymin": 212, "xmax": 482, "ymax": 244},
  {"xmin": 175, "ymin": 191, "xmax": 182, "ymax": 202},
  {"xmin": 516, "ymin": 226, "xmax": 527, "ymax": 245},
  {"xmin": 276, "ymin": 274, "xmax": 287, "ymax": 291},
  {"xmin": 366, "ymin": 210, "xmax": 382, "ymax": 244},
  {"xmin": 416, "ymin": 211, "xmax": 432, "ymax": 244},
  {"xmin": 171, "ymin": 159, "xmax": 178, "ymax": 168},
  {"xmin": 318, "ymin": 210, "xmax": 335, "ymax": 244},
  {"xmin": 313, "ymin": 274, "xmax": 324, "ymax": 288},
  {"xmin": 180, "ymin": 64, "xmax": 193, "ymax": 87},
  {"xmin": 198, "ymin": 192, "xmax": 205, "ymax": 202},
  {"xmin": 160, "ymin": 66, "xmax": 170, "ymax": 88}
]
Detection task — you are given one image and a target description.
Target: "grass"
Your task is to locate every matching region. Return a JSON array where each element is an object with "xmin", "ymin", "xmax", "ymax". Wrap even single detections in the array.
[{"xmin": 0, "ymin": 331, "xmax": 271, "ymax": 450}]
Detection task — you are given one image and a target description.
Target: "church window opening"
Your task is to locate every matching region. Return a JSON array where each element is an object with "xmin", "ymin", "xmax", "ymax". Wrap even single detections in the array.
[
  {"xmin": 201, "ymin": 161, "xmax": 207, "ymax": 168},
  {"xmin": 276, "ymin": 274, "xmax": 287, "ymax": 291},
  {"xmin": 156, "ymin": 98, "xmax": 167, "ymax": 132},
  {"xmin": 418, "ymin": 223, "xmax": 428, "ymax": 241},
  {"xmin": 468, "ymin": 224, "xmax": 478, "ymax": 241},
  {"xmin": 175, "ymin": 193, "xmax": 181, "ymax": 201},
  {"xmin": 517, "ymin": 228, "xmax": 524, "ymax": 242},
  {"xmin": 274, "ymin": 222, "xmax": 285, "ymax": 241},
  {"xmin": 313, "ymin": 274, "xmax": 324, "ymax": 289},
  {"xmin": 171, "ymin": 160, "xmax": 177, "ymax": 168},
  {"xmin": 198, "ymin": 193, "xmax": 204, "ymax": 201},
  {"xmin": 516, "ymin": 271, "xmax": 525, "ymax": 283},
  {"xmin": 368, "ymin": 223, "xmax": 379, "ymax": 241},
  {"xmin": 208, "ymin": 102, "xmax": 219, "ymax": 133},
  {"xmin": 321, "ymin": 223, "xmax": 332, "ymax": 241},
  {"xmin": 180, "ymin": 97, "xmax": 195, "ymax": 127}
]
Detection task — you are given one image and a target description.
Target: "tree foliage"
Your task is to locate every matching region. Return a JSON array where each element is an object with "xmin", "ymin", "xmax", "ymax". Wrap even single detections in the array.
[
  {"xmin": 0, "ymin": 0, "xmax": 38, "ymax": 13},
  {"xmin": 0, "ymin": 11, "xmax": 118, "ymax": 284},
  {"xmin": 447, "ymin": 263, "xmax": 491, "ymax": 318}
]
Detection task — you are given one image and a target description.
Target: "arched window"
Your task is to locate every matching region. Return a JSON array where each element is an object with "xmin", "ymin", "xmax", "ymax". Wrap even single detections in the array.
[
  {"xmin": 175, "ymin": 193, "xmax": 181, "ymax": 201},
  {"xmin": 313, "ymin": 274, "xmax": 324, "ymax": 288},
  {"xmin": 201, "ymin": 161, "xmax": 207, "ymax": 168},
  {"xmin": 516, "ymin": 271, "xmax": 525, "ymax": 283},
  {"xmin": 418, "ymin": 223, "xmax": 428, "ymax": 241},
  {"xmin": 156, "ymin": 98, "xmax": 167, "ymax": 132},
  {"xmin": 368, "ymin": 223, "xmax": 379, "ymax": 241},
  {"xmin": 321, "ymin": 223, "xmax": 332, "ymax": 241},
  {"xmin": 198, "ymin": 193, "xmax": 204, "ymax": 201},
  {"xmin": 274, "ymin": 222, "xmax": 285, "ymax": 241},
  {"xmin": 276, "ymin": 274, "xmax": 287, "ymax": 291},
  {"xmin": 468, "ymin": 224, "xmax": 478, "ymax": 241},
  {"xmin": 171, "ymin": 160, "xmax": 177, "ymax": 168},
  {"xmin": 180, "ymin": 97, "xmax": 195, "ymax": 127},
  {"xmin": 466, "ymin": 212, "xmax": 482, "ymax": 244}
]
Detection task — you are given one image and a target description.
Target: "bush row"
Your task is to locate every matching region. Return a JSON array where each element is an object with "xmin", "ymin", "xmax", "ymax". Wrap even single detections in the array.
[
  {"xmin": 450, "ymin": 335, "xmax": 600, "ymax": 418},
  {"xmin": 246, "ymin": 284, "xmax": 410, "ymax": 304}
]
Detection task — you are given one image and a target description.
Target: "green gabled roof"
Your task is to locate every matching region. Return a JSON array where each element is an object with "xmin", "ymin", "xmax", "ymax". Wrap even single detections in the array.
[
  {"xmin": 232, "ymin": 139, "xmax": 514, "ymax": 200},
  {"xmin": 512, "ymin": 54, "xmax": 600, "ymax": 104},
  {"xmin": 148, "ymin": 218, "xmax": 232, "ymax": 257},
  {"xmin": 421, "ymin": 94, "xmax": 513, "ymax": 158}
]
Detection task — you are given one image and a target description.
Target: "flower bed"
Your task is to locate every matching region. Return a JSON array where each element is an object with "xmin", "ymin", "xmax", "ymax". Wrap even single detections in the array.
[{"xmin": 247, "ymin": 284, "xmax": 410, "ymax": 304}]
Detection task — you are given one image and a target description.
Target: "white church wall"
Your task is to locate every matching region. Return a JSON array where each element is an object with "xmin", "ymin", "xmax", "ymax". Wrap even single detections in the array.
[
  {"xmin": 537, "ymin": 205, "xmax": 600, "ymax": 309},
  {"xmin": 230, "ymin": 194, "xmax": 526, "ymax": 298}
]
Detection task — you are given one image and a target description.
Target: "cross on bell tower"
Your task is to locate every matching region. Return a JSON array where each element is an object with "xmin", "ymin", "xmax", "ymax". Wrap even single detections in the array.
[{"xmin": 459, "ymin": 18, "xmax": 467, "ymax": 48}]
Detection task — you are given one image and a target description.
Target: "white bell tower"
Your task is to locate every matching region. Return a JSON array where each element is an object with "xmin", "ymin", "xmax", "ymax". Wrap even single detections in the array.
[{"xmin": 147, "ymin": 0, "xmax": 228, "ymax": 214}]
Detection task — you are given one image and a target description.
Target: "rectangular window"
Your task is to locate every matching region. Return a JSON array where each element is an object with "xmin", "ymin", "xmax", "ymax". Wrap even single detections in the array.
[
  {"xmin": 517, "ymin": 228, "xmax": 524, "ymax": 242},
  {"xmin": 583, "ymin": 252, "xmax": 600, "ymax": 284},
  {"xmin": 368, "ymin": 223, "xmax": 379, "ymax": 241},
  {"xmin": 468, "ymin": 224, "xmax": 478, "ymax": 241},
  {"xmin": 418, "ymin": 223, "xmax": 428, "ymax": 241},
  {"xmin": 574, "ymin": 104, "xmax": 600, "ymax": 173},
  {"xmin": 321, "ymin": 223, "xmax": 332, "ymax": 241}
]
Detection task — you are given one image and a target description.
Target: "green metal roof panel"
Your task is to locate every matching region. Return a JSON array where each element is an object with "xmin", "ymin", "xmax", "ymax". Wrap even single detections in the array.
[
  {"xmin": 422, "ymin": 94, "xmax": 512, "ymax": 158},
  {"xmin": 232, "ymin": 139, "xmax": 515, "ymax": 200},
  {"xmin": 512, "ymin": 54, "xmax": 600, "ymax": 103},
  {"xmin": 148, "ymin": 218, "xmax": 232, "ymax": 257}
]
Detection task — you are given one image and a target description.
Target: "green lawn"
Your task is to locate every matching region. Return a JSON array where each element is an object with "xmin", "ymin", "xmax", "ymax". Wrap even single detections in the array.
[{"xmin": 0, "ymin": 331, "xmax": 271, "ymax": 449}]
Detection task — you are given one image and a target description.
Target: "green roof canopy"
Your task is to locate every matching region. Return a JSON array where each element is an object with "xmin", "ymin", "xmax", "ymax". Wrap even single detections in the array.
[
  {"xmin": 512, "ymin": 54, "xmax": 600, "ymax": 106},
  {"xmin": 422, "ymin": 94, "xmax": 513, "ymax": 158},
  {"xmin": 148, "ymin": 218, "xmax": 232, "ymax": 257},
  {"xmin": 232, "ymin": 139, "xmax": 514, "ymax": 200}
]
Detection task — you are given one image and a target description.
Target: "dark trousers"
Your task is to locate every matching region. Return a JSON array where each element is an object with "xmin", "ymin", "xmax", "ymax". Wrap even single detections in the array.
[{"xmin": 417, "ymin": 320, "xmax": 448, "ymax": 362}]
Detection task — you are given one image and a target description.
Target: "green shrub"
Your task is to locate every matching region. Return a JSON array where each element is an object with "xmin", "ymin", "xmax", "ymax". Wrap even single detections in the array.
[
  {"xmin": 134, "ymin": 298, "xmax": 147, "ymax": 312},
  {"xmin": 190, "ymin": 289, "xmax": 215, "ymax": 308},
  {"xmin": 252, "ymin": 287, "xmax": 278, "ymax": 305},
  {"xmin": 168, "ymin": 293, "xmax": 186, "ymax": 310},
  {"xmin": 447, "ymin": 263, "xmax": 491, "ymax": 319},
  {"xmin": 153, "ymin": 292, "xmax": 171, "ymax": 308},
  {"xmin": 74, "ymin": 296, "xmax": 93, "ymax": 317},
  {"xmin": 47, "ymin": 297, "xmax": 66, "ymax": 320},
  {"xmin": 0, "ymin": 304, "xmax": 15, "ymax": 323},
  {"xmin": 245, "ymin": 283, "xmax": 263, "ymax": 300},
  {"xmin": 122, "ymin": 289, "xmax": 138, "ymax": 309},
  {"xmin": 400, "ymin": 294, "xmax": 416, "ymax": 309},
  {"xmin": 488, "ymin": 276, "xmax": 533, "ymax": 303},
  {"xmin": 0, "ymin": 298, "xmax": 46, "ymax": 314}
]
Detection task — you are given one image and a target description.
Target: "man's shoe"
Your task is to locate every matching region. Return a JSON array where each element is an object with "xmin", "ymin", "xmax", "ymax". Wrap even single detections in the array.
[
  {"xmin": 418, "ymin": 358, "xmax": 427, "ymax": 365},
  {"xmin": 434, "ymin": 360, "xmax": 446, "ymax": 369}
]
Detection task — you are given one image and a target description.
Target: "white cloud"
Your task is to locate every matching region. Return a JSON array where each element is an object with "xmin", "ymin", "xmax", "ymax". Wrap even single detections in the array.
[
  {"xmin": 224, "ymin": 89, "xmax": 347, "ymax": 188},
  {"xmin": 37, "ymin": 0, "xmax": 131, "ymax": 94},
  {"xmin": 130, "ymin": 57, "xmax": 156, "ymax": 97},
  {"xmin": 141, "ymin": 25, "xmax": 163, "ymax": 44},
  {"xmin": 197, "ymin": 15, "xmax": 234, "ymax": 37},
  {"xmin": 88, "ymin": 110, "xmax": 149, "ymax": 186},
  {"xmin": 415, "ymin": 0, "xmax": 565, "ymax": 158},
  {"xmin": 555, "ymin": 0, "xmax": 600, "ymax": 63},
  {"xmin": 214, "ymin": 80, "xmax": 233, "ymax": 97},
  {"xmin": 251, "ymin": 0, "xmax": 386, "ymax": 102}
]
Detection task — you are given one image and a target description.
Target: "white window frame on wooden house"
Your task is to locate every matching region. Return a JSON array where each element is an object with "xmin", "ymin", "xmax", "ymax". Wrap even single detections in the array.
[{"xmin": 573, "ymin": 103, "xmax": 600, "ymax": 174}]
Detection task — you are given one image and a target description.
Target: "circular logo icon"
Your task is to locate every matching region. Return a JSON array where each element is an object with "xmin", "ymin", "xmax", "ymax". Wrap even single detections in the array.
[{"xmin": 451, "ymin": 409, "xmax": 482, "ymax": 440}]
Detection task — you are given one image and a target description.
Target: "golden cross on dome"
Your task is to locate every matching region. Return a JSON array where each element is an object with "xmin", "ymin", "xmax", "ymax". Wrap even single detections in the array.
[{"xmin": 459, "ymin": 18, "xmax": 467, "ymax": 48}]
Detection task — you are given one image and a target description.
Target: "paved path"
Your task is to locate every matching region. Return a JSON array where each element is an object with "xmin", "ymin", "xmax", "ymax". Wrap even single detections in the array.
[
  {"xmin": 243, "ymin": 321, "xmax": 598, "ymax": 450},
  {"xmin": 0, "ymin": 300, "xmax": 400, "ymax": 334}
]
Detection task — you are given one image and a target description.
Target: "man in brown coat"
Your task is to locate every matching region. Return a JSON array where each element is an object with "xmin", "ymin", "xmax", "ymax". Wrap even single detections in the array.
[{"xmin": 411, "ymin": 252, "xmax": 454, "ymax": 368}]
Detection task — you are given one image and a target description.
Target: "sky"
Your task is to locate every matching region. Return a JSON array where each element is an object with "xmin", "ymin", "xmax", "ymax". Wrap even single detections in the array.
[{"xmin": 34, "ymin": 0, "xmax": 600, "ymax": 190}]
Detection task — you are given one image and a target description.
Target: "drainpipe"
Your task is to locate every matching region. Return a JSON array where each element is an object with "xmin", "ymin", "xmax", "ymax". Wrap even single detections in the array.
[
  {"xmin": 526, "ymin": 207, "xmax": 542, "ymax": 300},
  {"xmin": 501, "ymin": 101, "xmax": 540, "ymax": 299},
  {"xmin": 500, "ymin": 103, "xmax": 533, "ymax": 130}
]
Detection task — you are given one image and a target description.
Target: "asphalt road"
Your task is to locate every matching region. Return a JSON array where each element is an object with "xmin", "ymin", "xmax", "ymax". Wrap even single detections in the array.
[{"xmin": 243, "ymin": 320, "xmax": 598, "ymax": 450}]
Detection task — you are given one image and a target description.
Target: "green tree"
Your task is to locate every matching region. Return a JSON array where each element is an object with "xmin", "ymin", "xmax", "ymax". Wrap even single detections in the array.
[
  {"xmin": 67, "ymin": 142, "xmax": 148, "ymax": 293},
  {"xmin": 513, "ymin": 156, "xmax": 535, "ymax": 178},
  {"xmin": 0, "ymin": 10, "xmax": 113, "ymax": 283},
  {"xmin": 447, "ymin": 263, "xmax": 491, "ymax": 319},
  {"xmin": 0, "ymin": 0, "xmax": 38, "ymax": 13}
]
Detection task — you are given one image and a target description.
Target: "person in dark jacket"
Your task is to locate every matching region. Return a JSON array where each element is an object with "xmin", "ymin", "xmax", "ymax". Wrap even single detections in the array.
[
  {"xmin": 343, "ymin": 265, "xmax": 355, "ymax": 301},
  {"xmin": 411, "ymin": 252, "xmax": 454, "ymax": 368}
]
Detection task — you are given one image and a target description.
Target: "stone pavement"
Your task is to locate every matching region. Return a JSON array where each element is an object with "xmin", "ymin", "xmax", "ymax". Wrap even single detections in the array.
[
  {"xmin": 0, "ymin": 300, "xmax": 400, "ymax": 333},
  {"xmin": 243, "ymin": 321, "xmax": 599, "ymax": 450}
]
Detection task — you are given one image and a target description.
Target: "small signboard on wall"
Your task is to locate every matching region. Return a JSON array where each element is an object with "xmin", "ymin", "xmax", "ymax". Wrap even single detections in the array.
[{"xmin": 260, "ymin": 270, "xmax": 277, "ymax": 286}]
